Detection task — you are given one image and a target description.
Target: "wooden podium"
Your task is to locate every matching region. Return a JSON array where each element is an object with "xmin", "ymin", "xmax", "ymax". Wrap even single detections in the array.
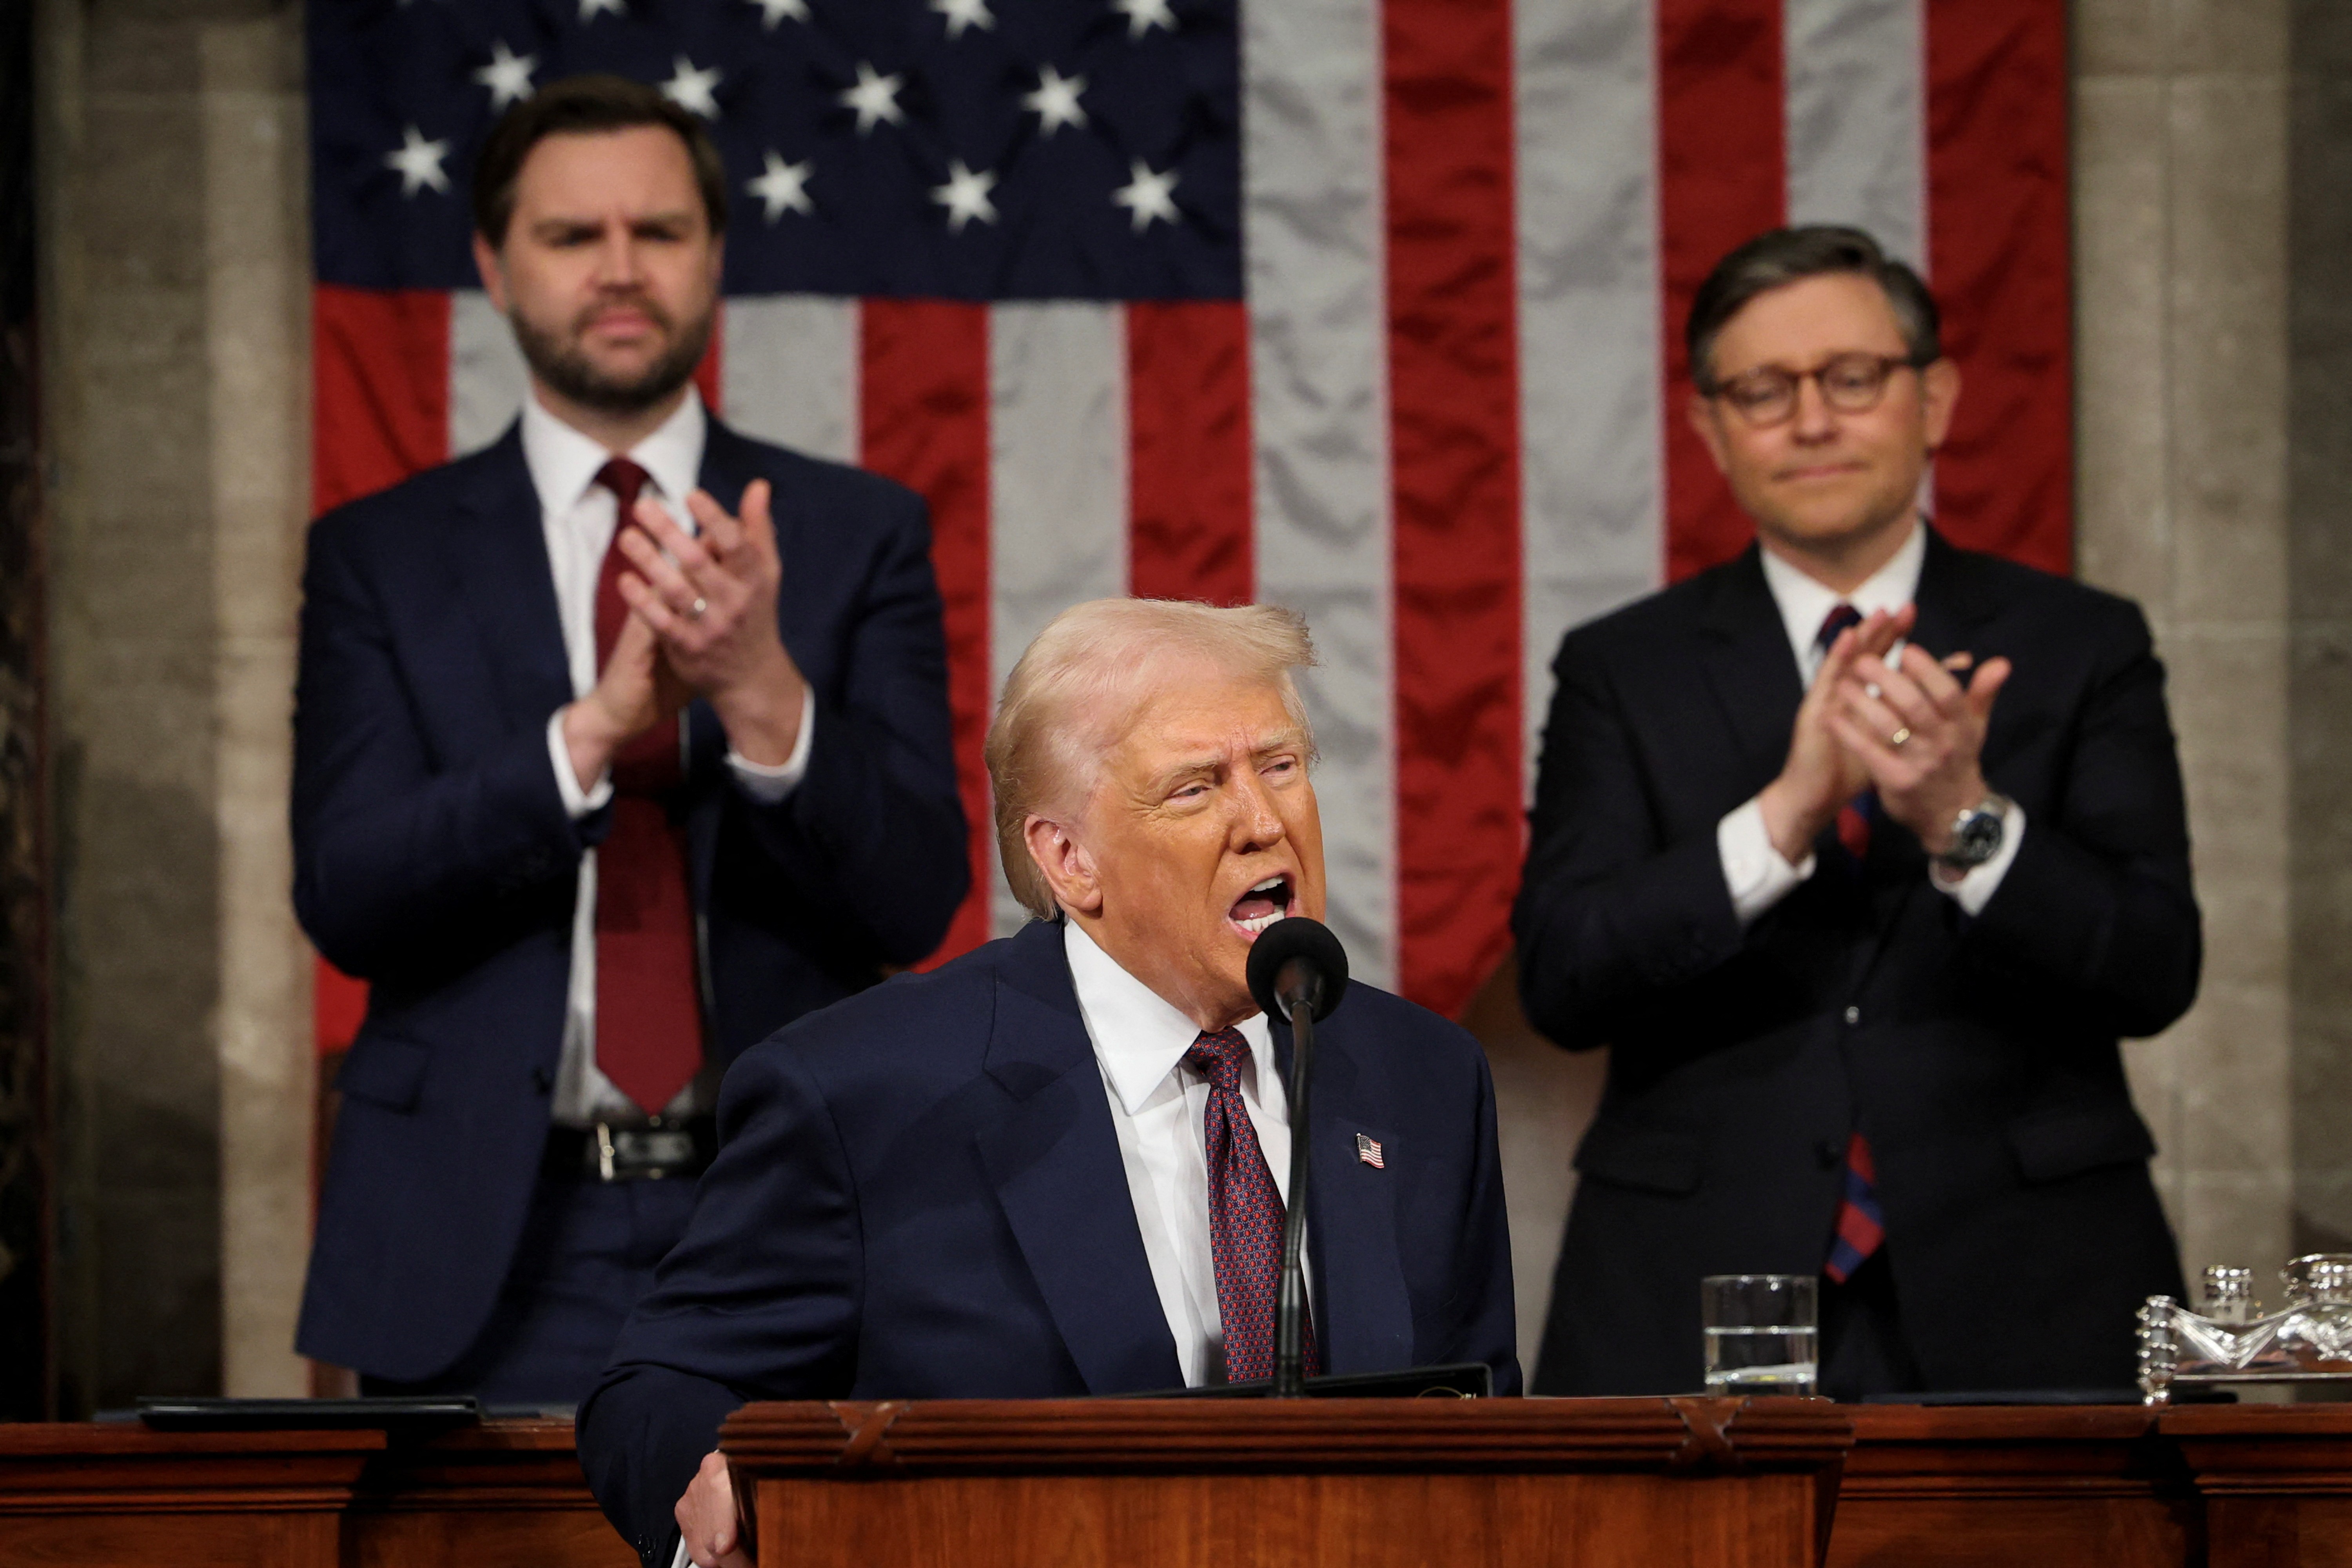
[{"xmin": 718, "ymin": 1396, "xmax": 1855, "ymax": 1568}]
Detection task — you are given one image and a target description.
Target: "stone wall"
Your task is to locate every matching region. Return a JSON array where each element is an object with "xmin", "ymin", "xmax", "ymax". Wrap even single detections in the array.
[{"xmin": 36, "ymin": 0, "xmax": 310, "ymax": 1413}]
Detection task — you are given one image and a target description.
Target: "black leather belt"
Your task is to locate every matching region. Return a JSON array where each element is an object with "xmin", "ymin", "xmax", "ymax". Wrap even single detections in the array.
[{"xmin": 544, "ymin": 1117, "xmax": 717, "ymax": 1183}]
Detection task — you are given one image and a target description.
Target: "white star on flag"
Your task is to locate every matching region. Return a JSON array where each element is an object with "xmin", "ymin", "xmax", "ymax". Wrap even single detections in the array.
[
  {"xmin": 745, "ymin": 0, "xmax": 809, "ymax": 25},
  {"xmin": 472, "ymin": 41, "xmax": 537, "ymax": 112},
  {"xmin": 1112, "ymin": 160, "xmax": 1179, "ymax": 231},
  {"xmin": 1113, "ymin": 0, "xmax": 1177, "ymax": 38},
  {"xmin": 385, "ymin": 125, "xmax": 452, "ymax": 197},
  {"xmin": 931, "ymin": 160, "xmax": 998, "ymax": 233},
  {"xmin": 577, "ymin": 0, "xmax": 624, "ymax": 20},
  {"xmin": 839, "ymin": 63, "xmax": 906, "ymax": 135},
  {"xmin": 748, "ymin": 152, "xmax": 815, "ymax": 221},
  {"xmin": 931, "ymin": 0, "xmax": 995, "ymax": 39},
  {"xmin": 1022, "ymin": 65, "xmax": 1088, "ymax": 136},
  {"xmin": 661, "ymin": 58, "xmax": 722, "ymax": 119}
]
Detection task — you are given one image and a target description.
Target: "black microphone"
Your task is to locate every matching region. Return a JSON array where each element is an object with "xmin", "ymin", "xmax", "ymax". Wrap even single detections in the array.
[
  {"xmin": 1245, "ymin": 916, "xmax": 1348, "ymax": 1396},
  {"xmin": 1246, "ymin": 915, "xmax": 1349, "ymax": 1025}
]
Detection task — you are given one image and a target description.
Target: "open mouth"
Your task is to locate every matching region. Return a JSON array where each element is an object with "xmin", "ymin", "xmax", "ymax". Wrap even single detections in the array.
[{"xmin": 1228, "ymin": 874, "xmax": 1295, "ymax": 938}]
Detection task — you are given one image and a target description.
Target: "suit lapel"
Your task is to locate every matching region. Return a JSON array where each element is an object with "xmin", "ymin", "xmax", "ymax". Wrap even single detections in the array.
[
  {"xmin": 448, "ymin": 426, "xmax": 572, "ymax": 728},
  {"xmin": 1275, "ymin": 1011, "xmax": 1416, "ymax": 1375},
  {"xmin": 1697, "ymin": 546, "xmax": 1807, "ymax": 782},
  {"xmin": 975, "ymin": 925, "xmax": 1184, "ymax": 1394}
]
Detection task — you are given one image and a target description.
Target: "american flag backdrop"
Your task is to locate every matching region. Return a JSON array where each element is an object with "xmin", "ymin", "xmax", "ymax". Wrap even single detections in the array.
[{"xmin": 307, "ymin": 0, "xmax": 2071, "ymax": 1048}]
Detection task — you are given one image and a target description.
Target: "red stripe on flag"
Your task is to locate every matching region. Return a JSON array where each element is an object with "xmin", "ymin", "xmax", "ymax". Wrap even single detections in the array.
[
  {"xmin": 860, "ymin": 300, "xmax": 994, "ymax": 967},
  {"xmin": 311, "ymin": 285, "xmax": 456, "ymax": 1053},
  {"xmin": 693, "ymin": 298, "xmax": 725, "ymax": 416},
  {"xmin": 1925, "ymin": 0, "xmax": 2071, "ymax": 575},
  {"xmin": 312, "ymin": 284, "xmax": 450, "ymax": 515},
  {"xmin": 1656, "ymin": 0, "xmax": 1786, "ymax": 583},
  {"xmin": 1385, "ymin": 0, "xmax": 1523, "ymax": 1017},
  {"xmin": 1127, "ymin": 301, "xmax": 1252, "ymax": 606}
]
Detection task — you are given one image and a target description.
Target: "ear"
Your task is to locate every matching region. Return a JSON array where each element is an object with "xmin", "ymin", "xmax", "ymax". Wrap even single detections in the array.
[
  {"xmin": 472, "ymin": 232, "xmax": 509, "ymax": 314},
  {"xmin": 1023, "ymin": 815, "xmax": 1102, "ymax": 918},
  {"xmin": 1687, "ymin": 389, "xmax": 1731, "ymax": 475},
  {"xmin": 1919, "ymin": 357, "xmax": 1962, "ymax": 452}
]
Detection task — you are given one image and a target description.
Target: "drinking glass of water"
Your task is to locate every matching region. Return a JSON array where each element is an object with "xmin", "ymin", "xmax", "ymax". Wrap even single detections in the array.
[{"xmin": 1701, "ymin": 1274, "xmax": 1818, "ymax": 1396}]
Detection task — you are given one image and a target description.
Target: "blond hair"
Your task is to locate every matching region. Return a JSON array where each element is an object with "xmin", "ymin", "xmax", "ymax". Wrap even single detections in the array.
[{"xmin": 985, "ymin": 599, "xmax": 1318, "ymax": 921}]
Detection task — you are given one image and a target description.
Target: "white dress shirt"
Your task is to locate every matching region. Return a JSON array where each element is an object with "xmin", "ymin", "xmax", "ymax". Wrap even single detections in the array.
[
  {"xmin": 1716, "ymin": 521, "xmax": 2024, "ymax": 924},
  {"xmin": 1063, "ymin": 919, "xmax": 1309, "ymax": 1389},
  {"xmin": 518, "ymin": 390, "xmax": 817, "ymax": 1127}
]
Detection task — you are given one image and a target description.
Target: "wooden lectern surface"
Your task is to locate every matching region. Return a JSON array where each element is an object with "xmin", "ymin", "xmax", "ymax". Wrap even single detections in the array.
[
  {"xmin": 721, "ymin": 1396, "xmax": 1853, "ymax": 1568},
  {"xmin": 0, "ymin": 1417, "xmax": 632, "ymax": 1568},
  {"xmin": 14, "ymin": 1399, "xmax": 2352, "ymax": 1566},
  {"xmin": 2167, "ymin": 1405, "xmax": 2352, "ymax": 1568}
]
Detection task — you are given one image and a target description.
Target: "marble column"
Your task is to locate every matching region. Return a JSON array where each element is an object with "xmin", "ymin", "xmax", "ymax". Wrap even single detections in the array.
[
  {"xmin": 2072, "ymin": 0, "xmax": 2336, "ymax": 1292},
  {"xmin": 36, "ymin": 0, "xmax": 310, "ymax": 1412}
]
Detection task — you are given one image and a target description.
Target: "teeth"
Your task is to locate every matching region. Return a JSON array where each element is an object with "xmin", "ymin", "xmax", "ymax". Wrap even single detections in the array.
[
  {"xmin": 1236, "ymin": 910, "xmax": 1287, "ymax": 934},
  {"xmin": 1251, "ymin": 876, "xmax": 1285, "ymax": 893}
]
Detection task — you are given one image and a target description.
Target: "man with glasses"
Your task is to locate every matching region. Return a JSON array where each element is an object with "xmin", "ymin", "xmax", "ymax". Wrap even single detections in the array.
[{"xmin": 1514, "ymin": 226, "xmax": 2195, "ymax": 1399}]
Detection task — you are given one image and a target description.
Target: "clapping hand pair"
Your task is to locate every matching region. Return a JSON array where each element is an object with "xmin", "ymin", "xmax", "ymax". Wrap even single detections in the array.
[
  {"xmin": 1757, "ymin": 604, "xmax": 2010, "ymax": 866},
  {"xmin": 563, "ymin": 479, "xmax": 807, "ymax": 791}
]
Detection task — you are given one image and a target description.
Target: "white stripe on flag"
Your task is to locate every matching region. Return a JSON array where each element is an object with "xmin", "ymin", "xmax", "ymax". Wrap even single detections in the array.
[
  {"xmin": 987, "ymin": 301, "xmax": 1130, "ymax": 935},
  {"xmin": 1784, "ymin": 0, "xmax": 1928, "ymax": 269},
  {"xmin": 1514, "ymin": 0, "xmax": 1667, "ymax": 797},
  {"xmin": 722, "ymin": 295, "xmax": 860, "ymax": 464},
  {"xmin": 450, "ymin": 290, "xmax": 529, "ymax": 457},
  {"xmin": 1244, "ymin": 0, "xmax": 1396, "ymax": 989}
]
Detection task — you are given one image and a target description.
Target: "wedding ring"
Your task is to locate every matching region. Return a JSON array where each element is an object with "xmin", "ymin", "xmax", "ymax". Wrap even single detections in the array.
[
  {"xmin": 689, "ymin": 596, "xmax": 708, "ymax": 621},
  {"xmin": 1889, "ymin": 726, "xmax": 1912, "ymax": 748}
]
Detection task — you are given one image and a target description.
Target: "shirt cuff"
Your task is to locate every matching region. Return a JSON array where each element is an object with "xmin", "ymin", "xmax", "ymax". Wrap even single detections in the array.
[
  {"xmin": 725, "ymin": 684, "xmax": 817, "ymax": 806},
  {"xmin": 546, "ymin": 708, "xmax": 615, "ymax": 820},
  {"xmin": 1718, "ymin": 795, "xmax": 1815, "ymax": 926},
  {"xmin": 1931, "ymin": 799, "xmax": 2026, "ymax": 916}
]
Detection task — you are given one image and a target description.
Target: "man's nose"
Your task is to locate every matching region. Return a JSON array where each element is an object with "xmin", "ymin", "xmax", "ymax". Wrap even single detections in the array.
[
  {"xmin": 1789, "ymin": 374, "xmax": 1838, "ymax": 441},
  {"xmin": 593, "ymin": 227, "xmax": 643, "ymax": 286},
  {"xmin": 1230, "ymin": 773, "xmax": 1287, "ymax": 848}
]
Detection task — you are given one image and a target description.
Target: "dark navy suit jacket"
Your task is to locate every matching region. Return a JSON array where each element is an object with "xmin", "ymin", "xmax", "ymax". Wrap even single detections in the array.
[
  {"xmin": 291, "ymin": 419, "xmax": 968, "ymax": 1381},
  {"xmin": 576, "ymin": 919, "xmax": 1520, "ymax": 1568}
]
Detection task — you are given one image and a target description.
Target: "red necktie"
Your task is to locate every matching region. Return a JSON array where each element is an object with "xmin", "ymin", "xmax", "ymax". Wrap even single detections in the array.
[
  {"xmin": 1815, "ymin": 603, "xmax": 1873, "ymax": 862},
  {"xmin": 1184, "ymin": 1029, "xmax": 1319, "ymax": 1383},
  {"xmin": 1811, "ymin": 603, "xmax": 1886, "ymax": 1282},
  {"xmin": 590, "ymin": 459, "xmax": 704, "ymax": 1115}
]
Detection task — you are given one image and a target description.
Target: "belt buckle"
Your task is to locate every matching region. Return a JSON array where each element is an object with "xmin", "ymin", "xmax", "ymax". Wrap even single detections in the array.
[{"xmin": 595, "ymin": 1121, "xmax": 619, "ymax": 1182}]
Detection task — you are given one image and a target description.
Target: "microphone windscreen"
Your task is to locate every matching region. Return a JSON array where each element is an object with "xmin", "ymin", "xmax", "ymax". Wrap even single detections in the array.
[{"xmin": 1245, "ymin": 916, "xmax": 1351, "ymax": 1023}]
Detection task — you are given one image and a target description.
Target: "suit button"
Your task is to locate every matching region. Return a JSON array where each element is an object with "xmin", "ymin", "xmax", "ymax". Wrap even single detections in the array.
[
  {"xmin": 530, "ymin": 1065, "xmax": 554, "ymax": 1094},
  {"xmin": 1843, "ymin": 1005, "xmax": 1862, "ymax": 1026},
  {"xmin": 1817, "ymin": 1139, "xmax": 1845, "ymax": 1169}
]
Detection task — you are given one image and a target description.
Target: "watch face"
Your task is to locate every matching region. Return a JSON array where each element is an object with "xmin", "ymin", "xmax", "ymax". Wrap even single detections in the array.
[{"xmin": 1952, "ymin": 811, "xmax": 2002, "ymax": 865}]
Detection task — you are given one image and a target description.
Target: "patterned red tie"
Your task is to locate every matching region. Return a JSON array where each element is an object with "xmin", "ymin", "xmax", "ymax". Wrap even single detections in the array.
[
  {"xmin": 1184, "ymin": 1028, "xmax": 1319, "ymax": 1383},
  {"xmin": 1815, "ymin": 603, "xmax": 1873, "ymax": 862},
  {"xmin": 1812, "ymin": 602, "xmax": 1887, "ymax": 1282},
  {"xmin": 590, "ymin": 459, "xmax": 704, "ymax": 1115}
]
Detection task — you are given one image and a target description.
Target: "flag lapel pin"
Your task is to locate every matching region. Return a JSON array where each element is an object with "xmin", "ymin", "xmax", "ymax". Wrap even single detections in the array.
[{"xmin": 1355, "ymin": 1132, "xmax": 1385, "ymax": 1169}]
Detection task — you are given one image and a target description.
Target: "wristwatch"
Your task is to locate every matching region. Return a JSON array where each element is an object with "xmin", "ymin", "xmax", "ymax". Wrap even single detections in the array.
[{"xmin": 1933, "ymin": 793, "xmax": 2011, "ymax": 872}]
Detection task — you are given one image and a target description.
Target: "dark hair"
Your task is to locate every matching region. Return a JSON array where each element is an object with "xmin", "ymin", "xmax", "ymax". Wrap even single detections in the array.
[
  {"xmin": 1685, "ymin": 225, "xmax": 1940, "ymax": 391},
  {"xmin": 472, "ymin": 73, "xmax": 729, "ymax": 245}
]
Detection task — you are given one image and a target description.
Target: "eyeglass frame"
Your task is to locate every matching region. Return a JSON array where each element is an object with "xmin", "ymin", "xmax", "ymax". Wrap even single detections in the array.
[{"xmin": 1697, "ymin": 350, "xmax": 1938, "ymax": 428}]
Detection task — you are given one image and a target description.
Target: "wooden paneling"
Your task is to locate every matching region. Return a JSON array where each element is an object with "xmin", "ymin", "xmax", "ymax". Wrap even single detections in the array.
[{"xmin": 725, "ymin": 1397, "xmax": 1855, "ymax": 1568}]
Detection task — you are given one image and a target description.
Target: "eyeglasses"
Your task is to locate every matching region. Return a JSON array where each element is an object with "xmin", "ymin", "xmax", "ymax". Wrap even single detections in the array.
[{"xmin": 1702, "ymin": 352, "xmax": 1930, "ymax": 427}]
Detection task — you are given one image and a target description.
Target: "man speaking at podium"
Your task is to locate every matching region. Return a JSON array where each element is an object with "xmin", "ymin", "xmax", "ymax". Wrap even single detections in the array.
[{"xmin": 578, "ymin": 600, "xmax": 1519, "ymax": 1568}]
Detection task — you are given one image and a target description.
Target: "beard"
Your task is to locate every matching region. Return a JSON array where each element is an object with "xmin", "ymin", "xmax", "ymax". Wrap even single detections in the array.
[{"xmin": 512, "ymin": 292, "xmax": 715, "ymax": 416}]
